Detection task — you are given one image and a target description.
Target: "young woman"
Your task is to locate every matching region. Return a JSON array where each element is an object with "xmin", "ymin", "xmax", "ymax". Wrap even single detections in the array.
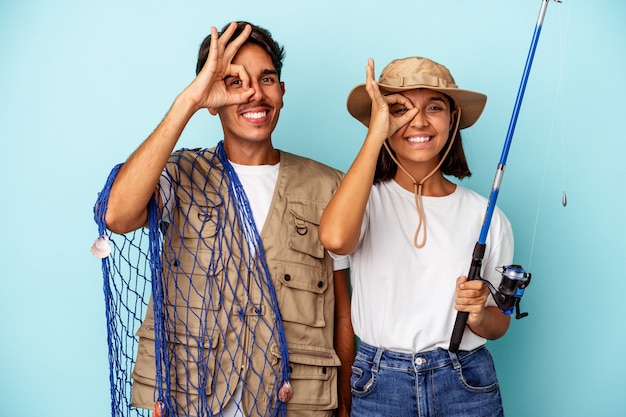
[{"xmin": 319, "ymin": 56, "xmax": 514, "ymax": 417}]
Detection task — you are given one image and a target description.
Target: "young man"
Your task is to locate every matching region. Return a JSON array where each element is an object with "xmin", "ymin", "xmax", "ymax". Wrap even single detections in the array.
[{"xmin": 103, "ymin": 21, "xmax": 353, "ymax": 417}]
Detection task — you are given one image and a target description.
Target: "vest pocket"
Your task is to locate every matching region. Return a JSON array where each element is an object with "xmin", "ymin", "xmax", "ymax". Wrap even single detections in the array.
[
  {"xmin": 275, "ymin": 261, "xmax": 328, "ymax": 328},
  {"xmin": 175, "ymin": 198, "xmax": 222, "ymax": 239},
  {"xmin": 287, "ymin": 199, "xmax": 325, "ymax": 259},
  {"xmin": 163, "ymin": 248, "xmax": 225, "ymax": 311},
  {"xmin": 132, "ymin": 324, "xmax": 220, "ymax": 397},
  {"xmin": 286, "ymin": 345, "xmax": 340, "ymax": 410}
]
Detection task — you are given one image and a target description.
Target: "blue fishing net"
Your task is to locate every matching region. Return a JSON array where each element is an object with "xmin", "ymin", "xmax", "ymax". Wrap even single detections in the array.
[{"xmin": 92, "ymin": 142, "xmax": 290, "ymax": 417}]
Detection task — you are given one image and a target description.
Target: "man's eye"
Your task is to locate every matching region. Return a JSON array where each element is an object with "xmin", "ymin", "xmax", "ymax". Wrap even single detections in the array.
[
  {"xmin": 261, "ymin": 76, "xmax": 276, "ymax": 84},
  {"xmin": 228, "ymin": 78, "xmax": 242, "ymax": 87}
]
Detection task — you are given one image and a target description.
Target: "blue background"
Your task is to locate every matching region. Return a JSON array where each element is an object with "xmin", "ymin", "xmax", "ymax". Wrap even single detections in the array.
[{"xmin": 1, "ymin": 1, "xmax": 624, "ymax": 416}]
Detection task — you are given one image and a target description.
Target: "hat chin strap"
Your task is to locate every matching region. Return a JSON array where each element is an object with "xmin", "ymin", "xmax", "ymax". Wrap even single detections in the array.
[{"xmin": 383, "ymin": 108, "xmax": 462, "ymax": 249}]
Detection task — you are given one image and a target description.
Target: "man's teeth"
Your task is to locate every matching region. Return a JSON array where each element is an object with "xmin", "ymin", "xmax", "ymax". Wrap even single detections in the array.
[
  {"xmin": 243, "ymin": 111, "xmax": 267, "ymax": 119},
  {"xmin": 407, "ymin": 136, "xmax": 430, "ymax": 143}
]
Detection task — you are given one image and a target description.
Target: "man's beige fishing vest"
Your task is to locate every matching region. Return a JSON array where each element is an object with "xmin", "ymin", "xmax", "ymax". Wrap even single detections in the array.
[{"xmin": 130, "ymin": 147, "xmax": 344, "ymax": 417}]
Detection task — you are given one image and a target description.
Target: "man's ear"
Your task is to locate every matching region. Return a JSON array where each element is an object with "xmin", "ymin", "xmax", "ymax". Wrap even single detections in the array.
[
  {"xmin": 208, "ymin": 107, "xmax": 219, "ymax": 116},
  {"xmin": 280, "ymin": 82, "xmax": 286, "ymax": 109}
]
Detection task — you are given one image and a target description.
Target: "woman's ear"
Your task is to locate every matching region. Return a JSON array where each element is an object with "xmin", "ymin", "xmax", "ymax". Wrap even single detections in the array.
[{"xmin": 450, "ymin": 107, "xmax": 459, "ymax": 129}]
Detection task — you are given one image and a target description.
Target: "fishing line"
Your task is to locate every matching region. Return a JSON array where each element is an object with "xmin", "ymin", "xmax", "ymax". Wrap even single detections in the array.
[{"xmin": 527, "ymin": 0, "xmax": 573, "ymax": 270}]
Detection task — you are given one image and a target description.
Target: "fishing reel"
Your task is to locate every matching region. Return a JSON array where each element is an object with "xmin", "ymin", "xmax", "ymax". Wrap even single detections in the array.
[{"xmin": 479, "ymin": 264, "xmax": 532, "ymax": 319}]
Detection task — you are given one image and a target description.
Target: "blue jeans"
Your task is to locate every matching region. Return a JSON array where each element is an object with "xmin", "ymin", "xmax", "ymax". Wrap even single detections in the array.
[{"xmin": 350, "ymin": 342, "xmax": 504, "ymax": 417}]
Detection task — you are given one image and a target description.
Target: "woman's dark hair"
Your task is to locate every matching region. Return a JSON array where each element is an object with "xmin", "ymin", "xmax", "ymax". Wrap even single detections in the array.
[
  {"xmin": 195, "ymin": 21, "xmax": 285, "ymax": 78},
  {"xmin": 373, "ymin": 96, "xmax": 472, "ymax": 183}
]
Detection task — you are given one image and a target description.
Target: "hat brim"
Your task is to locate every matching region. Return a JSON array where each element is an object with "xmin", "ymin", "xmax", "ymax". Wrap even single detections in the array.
[{"xmin": 346, "ymin": 83, "xmax": 487, "ymax": 130}]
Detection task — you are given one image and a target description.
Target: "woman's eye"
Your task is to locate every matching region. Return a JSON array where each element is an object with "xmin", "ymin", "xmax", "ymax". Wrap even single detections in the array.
[{"xmin": 391, "ymin": 106, "xmax": 408, "ymax": 116}]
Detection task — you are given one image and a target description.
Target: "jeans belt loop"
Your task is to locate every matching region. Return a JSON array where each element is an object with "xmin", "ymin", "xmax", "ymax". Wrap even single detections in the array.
[
  {"xmin": 448, "ymin": 349, "xmax": 462, "ymax": 370},
  {"xmin": 372, "ymin": 347, "xmax": 385, "ymax": 373}
]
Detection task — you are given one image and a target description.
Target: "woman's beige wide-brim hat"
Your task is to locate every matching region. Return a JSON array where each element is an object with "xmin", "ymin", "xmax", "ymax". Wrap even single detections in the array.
[{"xmin": 346, "ymin": 56, "xmax": 487, "ymax": 129}]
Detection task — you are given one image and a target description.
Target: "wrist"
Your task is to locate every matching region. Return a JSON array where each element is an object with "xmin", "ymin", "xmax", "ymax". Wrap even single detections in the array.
[{"xmin": 172, "ymin": 92, "xmax": 202, "ymax": 119}]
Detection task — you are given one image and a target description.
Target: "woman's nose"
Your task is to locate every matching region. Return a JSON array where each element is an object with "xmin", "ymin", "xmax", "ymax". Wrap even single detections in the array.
[{"xmin": 408, "ymin": 108, "xmax": 428, "ymax": 127}]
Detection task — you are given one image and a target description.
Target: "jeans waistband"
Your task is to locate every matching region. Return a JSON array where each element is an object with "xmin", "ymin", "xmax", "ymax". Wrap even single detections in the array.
[{"xmin": 356, "ymin": 342, "xmax": 485, "ymax": 372}]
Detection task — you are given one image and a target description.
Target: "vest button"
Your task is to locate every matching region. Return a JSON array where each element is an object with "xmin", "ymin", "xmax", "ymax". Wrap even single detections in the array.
[
  {"xmin": 317, "ymin": 281, "xmax": 324, "ymax": 288},
  {"xmin": 284, "ymin": 274, "xmax": 291, "ymax": 281}
]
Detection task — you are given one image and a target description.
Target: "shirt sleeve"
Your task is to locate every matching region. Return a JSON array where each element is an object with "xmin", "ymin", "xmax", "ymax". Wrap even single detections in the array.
[
  {"xmin": 329, "ymin": 252, "xmax": 350, "ymax": 271},
  {"xmin": 158, "ymin": 168, "xmax": 175, "ymax": 223},
  {"xmin": 483, "ymin": 207, "xmax": 515, "ymax": 307}
]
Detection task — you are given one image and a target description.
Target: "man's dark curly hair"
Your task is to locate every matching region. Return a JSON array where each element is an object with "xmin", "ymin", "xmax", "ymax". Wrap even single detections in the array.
[{"xmin": 195, "ymin": 21, "xmax": 285, "ymax": 79}]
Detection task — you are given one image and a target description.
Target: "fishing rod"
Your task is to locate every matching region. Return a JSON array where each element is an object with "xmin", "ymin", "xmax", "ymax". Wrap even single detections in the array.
[{"xmin": 449, "ymin": 0, "xmax": 561, "ymax": 353}]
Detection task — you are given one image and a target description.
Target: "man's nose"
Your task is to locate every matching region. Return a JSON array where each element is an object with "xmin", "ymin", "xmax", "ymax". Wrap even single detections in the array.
[{"xmin": 248, "ymin": 80, "xmax": 265, "ymax": 102}]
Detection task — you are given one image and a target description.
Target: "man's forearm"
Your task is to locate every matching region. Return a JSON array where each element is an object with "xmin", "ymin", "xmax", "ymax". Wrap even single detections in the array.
[{"xmin": 106, "ymin": 95, "xmax": 198, "ymax": 233}]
